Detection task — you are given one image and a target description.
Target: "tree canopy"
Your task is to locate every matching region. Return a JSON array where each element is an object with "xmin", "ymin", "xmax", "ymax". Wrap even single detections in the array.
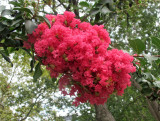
[{"xmin": 0, "ymin": 0, "xmax": 160, "ymax": 121}]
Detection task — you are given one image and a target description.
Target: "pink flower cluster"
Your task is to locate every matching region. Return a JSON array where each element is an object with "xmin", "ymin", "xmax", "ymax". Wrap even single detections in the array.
[{"xmin": 24, "ymin": 11, "xmax": 136, "ymax": 106}]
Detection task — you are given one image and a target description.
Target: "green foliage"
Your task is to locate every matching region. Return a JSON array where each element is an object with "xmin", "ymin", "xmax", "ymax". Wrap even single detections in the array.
[
  {"xmin": 0, "ymin": 50, "xmax": 13, "ymax": 67},
  {"xmin": 104, "ymin": 0, "xmax": 160, "ymax": 101},
  {"xmin": 107, "ymin": 86, "xmax": 156, "ymax": 121},
  {"xmin": 37, "ymin": 16, "xmax": 51, "ymax": 28},
  {"xmin": 0, "ymin": 50, "xmax": 65, "ymax": 120},
  {"xmin": 79, "ymin": 1, "xmax": 90, "ymax": 8},
  {"xmin": 151, "ymin": 37, "xmax": 160, "ymax": 49},
  {"xmin": 0, "ymin": 0, "xmax": 160, "ymax": 120},
  {"xmin": 128, "ymin": 39, "xmax": 145, "ymax": 54}
]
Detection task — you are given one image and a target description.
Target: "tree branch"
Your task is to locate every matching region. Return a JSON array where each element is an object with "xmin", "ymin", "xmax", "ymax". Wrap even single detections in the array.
[
  {"xmin": 57, "ymin": 0, "xmax": 67, "ymax": 10},
  {"xmin": 66, "ymin": 0, "xmax": 72, "ymax": 11},
  {"xmin": 81, "ymin": 13, "xmax": 90, "ymax": 21},
  {"xmin": 132, "ymin": 78, "xmax": 160, "ymax": 121},
  {"xmin": 19, "ymin": 93, "xmax": 42, "ymax": 121},
  {"xmin": 0, "ymin": 38, "xmax": 23, "ymax": 47},
  {"xmin": 72, "ymin": 0, "xmax": 79, "ymax": 18},
  {"xmin": 133, "ymin": 55, "xmax": 160, "ymax": 57},
  {"xmin": 19, "ymin": 103, "xmax": 36, "ymax": 121},
  {"xmin": 52, "ymin": 0, "xmax": 58, "ymax": 15},
  {"xmin": 94, "ymin": 104, "xmax": 115, "ymax": 121},
  {"xmin": 0, "ymin": 43, "xmax": 23, "ymax": 47}
]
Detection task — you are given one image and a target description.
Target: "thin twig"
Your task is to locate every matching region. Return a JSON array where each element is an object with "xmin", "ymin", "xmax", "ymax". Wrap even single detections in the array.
[
  {"xmin": 0, "ymin": 43, "xmax": 22, "ymax": 47},
  {"xmin": 0, "ymin": 103, "xmax": 4, "ymax": 109},
  {"xmin": 133, "ymin": 55, "xmax": 160, "ymax": 57},
  {"xmin": 19, "ymin": 93, "xmax": 42, "ymax": 121},
  {"xmin": 81, "ymin": 13, "xmax": 90, "ymax": 21}
]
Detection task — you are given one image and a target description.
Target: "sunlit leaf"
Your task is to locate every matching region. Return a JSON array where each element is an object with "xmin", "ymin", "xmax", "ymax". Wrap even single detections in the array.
[
  {"xmin": 25, "ymin": 20, "xmax": 37, "ymax": 34},
  {"xmin": 101, "ymin": 6, "xmax": 111, "ymax": 14},
  {"xmin": 1, "ymin": 9, "xmax": 12, "ymax": 17},
  {"xmin": 143, "ymin": 54, "xmax": 159, "ymax": 64}
]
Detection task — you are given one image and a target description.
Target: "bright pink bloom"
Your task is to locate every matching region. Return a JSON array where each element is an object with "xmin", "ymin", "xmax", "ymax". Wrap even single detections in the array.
[{"xmin": 24, "ymin": 11, "xmax": 136, "ymax": 106}]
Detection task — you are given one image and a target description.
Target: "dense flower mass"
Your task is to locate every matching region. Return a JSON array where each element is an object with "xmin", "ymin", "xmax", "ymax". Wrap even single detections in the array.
[{"xmin": 24, "ymin": 11, "xmax": 136, "ymax": 106}]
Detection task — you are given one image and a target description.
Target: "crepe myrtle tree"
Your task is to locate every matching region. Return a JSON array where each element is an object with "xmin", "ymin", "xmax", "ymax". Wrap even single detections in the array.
[{"xmin": 0, "ymin": 0, "xmax": 160, "ymax": 121}]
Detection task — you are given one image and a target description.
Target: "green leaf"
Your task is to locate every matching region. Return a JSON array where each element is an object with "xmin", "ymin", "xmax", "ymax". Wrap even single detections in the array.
[
  {"xmin": 79, "ymin": 1, "xmax": 90, "ymax": 7},
  {"xmin": 101, "ymin": 6, "xmax": 111, "ymax": 14},
  {"xmin": 0, "ymin": 5, "xmax": 5, "ymax": 13},
  {"xmin": 13, "ymin": 7, "xmax": 33, "ymax": 15},
  {"xmin": 151, "ymin": 37, "xmax": 160, "ymax": 49},
  {"xmin": 1, "ymin": 9, "xmax": 12, "ymax": 17},
  {"xmin": 37, "ymin": 16, "xmax": 51, "ymax": 28},
  {"xmin": 33, "ymin": 63, "xmax": 42, "ymax": 82},
  {"xmin": 90, "ymin": 8, "xmax": 100, "ymax": 16},
  {"xmin": 8, "ymin": 47, "xmax": 16, "ymax": 53},
  {"xmin": 137, "ymin": 58, "xmax": 147, "ymax": 66},
  {"xmin": 0, "ymin": 50, "xmax": 13, "ymax": 67},
  {"xmin": 128, "ymin": 39, "xmax": 145, "ymax": 54},
  {"xmin": 42, "ymin": 16, "xmax": 51, "ymax": 28},
  {"xmin": 25, "ymin": 20, "xmax": 37, "ymax": 34}
]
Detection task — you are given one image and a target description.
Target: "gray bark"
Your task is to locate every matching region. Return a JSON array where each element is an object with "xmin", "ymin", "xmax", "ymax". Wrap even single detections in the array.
[
  {"xmin": 94, "ymin": 104, "xmax": 115, "ymax": 121},
  {"xmin": 132, "ymin": 80, "xmax": 160, "ymax": 121},
  {"xmin": 146, "ymin": 99, "xmax": 160, "ymax": 121}
]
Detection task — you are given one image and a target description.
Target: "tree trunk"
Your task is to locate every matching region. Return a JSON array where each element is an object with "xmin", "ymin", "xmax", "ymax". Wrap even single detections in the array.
[
  {"xmin": 132, "ymin": 80, "xmax": 160, "ymax": 121},
  {"xmin": 94, "ymin": 104, "xmax": 115, "ymax": 121},
  {"xmin": 146, "ymin": 99, "xmax": 160, "ymax": 121}
]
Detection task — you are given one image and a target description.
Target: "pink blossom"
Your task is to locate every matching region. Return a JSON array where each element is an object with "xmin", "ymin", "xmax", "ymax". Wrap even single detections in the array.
[{"xmin": 24, "ymin": 11, "xmax": 136, "ymax": 106}]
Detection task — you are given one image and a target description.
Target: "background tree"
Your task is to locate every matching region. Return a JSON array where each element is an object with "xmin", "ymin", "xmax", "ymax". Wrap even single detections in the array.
[{"xmin": 0, "ymin": 0, "xmax": 159, "ymax": 121}]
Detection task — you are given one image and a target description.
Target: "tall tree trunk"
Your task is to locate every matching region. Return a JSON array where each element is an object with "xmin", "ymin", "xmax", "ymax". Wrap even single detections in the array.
[
  {"xmin": 132, "ymin": 80, "xmax": 160, "ymax": 121},
  {"xmin": 146, "ymin": 99, "xmax": 160, "ymax": 121},
  {"xmin": 94, "ymin": 104, "xmax": 115, "ymax": 121}
]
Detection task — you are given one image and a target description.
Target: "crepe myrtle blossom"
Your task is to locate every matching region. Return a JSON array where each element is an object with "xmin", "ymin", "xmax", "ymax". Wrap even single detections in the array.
[{"xmin": 24, "ymin": 11, "xmax": 136, "ymax": 106}]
